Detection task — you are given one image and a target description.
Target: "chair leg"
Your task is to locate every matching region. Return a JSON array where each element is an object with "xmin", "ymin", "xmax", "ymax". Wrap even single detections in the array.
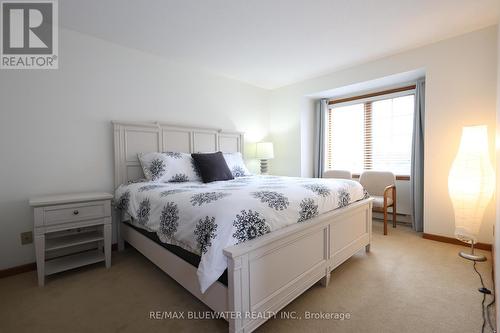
[
  {"xmin": 392, "ymin": 206, "xmax": 396, "ymax": 228},
  {"xmin": 392, "ymin": 186, "xmax": 397, "ymax": 228},
  {"xmin": 383, "ymin": 207, "xmax": 388, "ymax": 235}
]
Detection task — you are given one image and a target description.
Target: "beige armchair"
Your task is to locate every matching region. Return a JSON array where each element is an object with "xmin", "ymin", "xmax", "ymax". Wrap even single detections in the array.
[
  {"xmin": 323, "ymin": 170, "xmax": 352, "ymax": 180},
  {"xmin": 359, "ymin": 171, "xmax": 396, "ymax": 235}
]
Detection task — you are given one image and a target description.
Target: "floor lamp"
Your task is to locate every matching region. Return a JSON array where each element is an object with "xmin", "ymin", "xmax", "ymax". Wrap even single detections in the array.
[{"xmin": 448, "ymin": 125, "xmax": 495, "ymax": 261}]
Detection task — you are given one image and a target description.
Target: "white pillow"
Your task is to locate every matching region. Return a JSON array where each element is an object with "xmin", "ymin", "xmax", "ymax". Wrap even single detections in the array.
[
  {"xmin": 138, "ymin": 152, "xmax": 201, "ymax": 182},
  {"xmin": 223, "ymin": 152, "xmax": 251, "ymax": 177}
]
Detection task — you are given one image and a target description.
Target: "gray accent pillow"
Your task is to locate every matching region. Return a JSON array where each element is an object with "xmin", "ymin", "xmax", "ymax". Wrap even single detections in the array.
[{"xmin": 191, "ymin": 152, "xmax": 234, "ymax": 183}]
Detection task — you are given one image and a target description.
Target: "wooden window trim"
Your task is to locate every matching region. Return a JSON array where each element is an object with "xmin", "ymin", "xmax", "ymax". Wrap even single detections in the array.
[
  {"xmin": 328, "ymin": 85, "xmax": 416, "ymax": 106},
  {"xmin": 352, "ymin": 173, "xmax": 410, "ymax": 181}
]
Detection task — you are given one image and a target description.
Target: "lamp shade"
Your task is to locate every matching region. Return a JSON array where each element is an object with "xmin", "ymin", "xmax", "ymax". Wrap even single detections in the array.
[
  {"xmin": 448, "ymin": 125, "xmax": 495, "ymax": 243},
  {"xmin": 256, "ymin": 142, "xmax": 274, "ymax": 159}
]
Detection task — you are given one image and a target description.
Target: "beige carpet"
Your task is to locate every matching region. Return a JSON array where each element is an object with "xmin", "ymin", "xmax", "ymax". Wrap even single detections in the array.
[{"xmin": 0, "ymin": 221, "xmax": 494, "ymax": 333}]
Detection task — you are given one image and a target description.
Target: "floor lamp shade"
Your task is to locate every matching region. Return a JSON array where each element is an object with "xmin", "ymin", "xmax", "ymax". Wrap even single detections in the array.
[{"xmin": 448, "ymin": 125, "xmax": 495, "ymax": 244}]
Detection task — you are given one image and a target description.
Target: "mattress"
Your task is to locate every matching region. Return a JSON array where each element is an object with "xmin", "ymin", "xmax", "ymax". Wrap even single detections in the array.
[
  {"xmin": 115, "ymin": 175, "xmax": 366, "ymax": 292},
  {"xmin": 124, "ymin": 221, "xmax": 228, "ymax": 286}
]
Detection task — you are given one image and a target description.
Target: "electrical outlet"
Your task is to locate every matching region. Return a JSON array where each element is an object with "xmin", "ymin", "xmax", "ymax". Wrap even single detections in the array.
[{"xmin": 20, "ymin": 231, "xmax": 33, "ymax": 245}]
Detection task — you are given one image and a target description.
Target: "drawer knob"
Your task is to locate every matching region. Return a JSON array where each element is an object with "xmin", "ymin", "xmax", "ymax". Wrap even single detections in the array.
[{"xmin": 73, "ymin": 210, "xmax": 79, "ymax": 215}]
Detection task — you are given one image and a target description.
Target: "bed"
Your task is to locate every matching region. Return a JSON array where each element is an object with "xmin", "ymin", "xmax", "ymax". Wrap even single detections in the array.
[{"xmin": 113, "ymin": 121, "xmax": 373, "ymax": 333}]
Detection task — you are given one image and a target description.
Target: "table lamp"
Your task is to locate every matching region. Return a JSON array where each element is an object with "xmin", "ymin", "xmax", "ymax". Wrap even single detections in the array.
[{"xmin": 256, "ymin": 142, "xmax": 274, "ymax": 174}]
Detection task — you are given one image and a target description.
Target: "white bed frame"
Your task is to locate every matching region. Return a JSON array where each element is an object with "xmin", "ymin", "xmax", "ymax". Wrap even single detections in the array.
[{"xmin": 113, "ymin": 121, "xmax": 373, "ymax": 333}]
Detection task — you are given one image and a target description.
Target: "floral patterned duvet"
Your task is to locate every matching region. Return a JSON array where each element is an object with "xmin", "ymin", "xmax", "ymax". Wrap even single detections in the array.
[{"xmin": 115, "ymin": 175, "xmax": 366, "ymax": 293}]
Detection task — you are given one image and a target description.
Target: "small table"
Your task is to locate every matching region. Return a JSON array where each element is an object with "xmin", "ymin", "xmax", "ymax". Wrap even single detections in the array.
[{"xmin": 29, "ymin": 192, "xmax": 113, "ymax": 286}]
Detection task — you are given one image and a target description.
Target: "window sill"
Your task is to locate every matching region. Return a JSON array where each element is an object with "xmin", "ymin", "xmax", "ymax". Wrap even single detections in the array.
[{"xmin": 352, "ymin": 174, "xmax": 410, "ymax": 181}]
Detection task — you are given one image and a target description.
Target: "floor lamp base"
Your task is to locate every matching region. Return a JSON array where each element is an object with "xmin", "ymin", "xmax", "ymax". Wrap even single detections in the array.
[
  {"xmin": 459, "ymin": 251, "xmax": 487, "ymax": 262},
  {"xmin": 458, "ymin": 239, "xmax": 487, "ymax": 262}
]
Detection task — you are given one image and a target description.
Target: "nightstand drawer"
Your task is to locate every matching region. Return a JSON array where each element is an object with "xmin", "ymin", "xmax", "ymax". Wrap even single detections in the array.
[{"xmin": 43, "ymin": 202, "xmax": 108, "ymax": 225}]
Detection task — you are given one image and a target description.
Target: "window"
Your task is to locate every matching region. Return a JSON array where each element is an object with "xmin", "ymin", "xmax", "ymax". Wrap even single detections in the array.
[
  {"xmin": 327, "ymin": 103, "xmax": 364, "ymax": 172},
  {"xmin": 325, "ymin": 87, "xmax": 415, "ymax": 176}
]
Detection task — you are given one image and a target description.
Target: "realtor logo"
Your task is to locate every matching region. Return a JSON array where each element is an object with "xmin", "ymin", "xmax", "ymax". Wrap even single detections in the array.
[{"xmin": 1, "ymin": 0, "xmax": 58, "ymax": 69}]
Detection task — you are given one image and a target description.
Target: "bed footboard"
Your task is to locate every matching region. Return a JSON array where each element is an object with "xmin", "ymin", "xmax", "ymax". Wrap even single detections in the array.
[{"xmin": 223, "ymin": 198, "xmax": 373, "ymax": 333}]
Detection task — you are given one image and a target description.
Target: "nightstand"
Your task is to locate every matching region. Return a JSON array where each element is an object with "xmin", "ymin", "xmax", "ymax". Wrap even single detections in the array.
[{"xmin": 29, "ymin": 192, "xmax": 113, "ymax": 286}]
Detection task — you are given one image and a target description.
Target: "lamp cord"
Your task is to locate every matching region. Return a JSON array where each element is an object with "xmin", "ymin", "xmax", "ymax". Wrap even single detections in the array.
[
  {"xmin": 473, "ymin": 261, "xmax": 495, "ymax": 333},
  {"xmin": 486, "ymin": 266, "xmax": 496, "ymax": 332},
  {"xmin": 486, "ymin": 291, "xmax": 496, "ymax": 332}
]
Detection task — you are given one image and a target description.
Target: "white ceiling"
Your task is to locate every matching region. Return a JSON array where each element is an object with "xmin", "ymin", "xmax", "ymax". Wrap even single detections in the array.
[{"xmin": 61, "ymin": 0, "xmax": 500, "ymax": 89}]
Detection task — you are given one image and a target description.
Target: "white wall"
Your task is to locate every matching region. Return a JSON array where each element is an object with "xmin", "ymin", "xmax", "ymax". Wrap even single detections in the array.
[
  {"xmin": 269, "ymin": 26, "xmax": 498, "ymax": 243},
  {"xmin": 0, "ymin": 28, "xmax": 270, "ymax": 270}
]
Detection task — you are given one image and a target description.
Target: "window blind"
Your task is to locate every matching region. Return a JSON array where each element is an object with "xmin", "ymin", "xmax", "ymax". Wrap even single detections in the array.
[{"xmin": 364, "ymin": 102, "xmax": 373, "ymax": 170}]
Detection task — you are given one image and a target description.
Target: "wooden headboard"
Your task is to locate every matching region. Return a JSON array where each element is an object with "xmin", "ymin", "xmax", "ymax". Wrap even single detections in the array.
[{"xmin": 113, "ymin": 121, "xmax": 244, "ymax": 188}]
